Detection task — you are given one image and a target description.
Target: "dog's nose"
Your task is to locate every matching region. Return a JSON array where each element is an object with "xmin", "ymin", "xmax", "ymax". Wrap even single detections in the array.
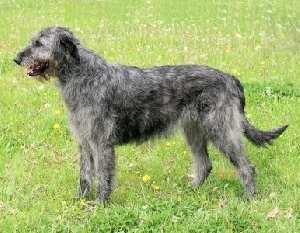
[{"xmin": 14, "ymin": 57, "xmax": 21, "ymax": 65}]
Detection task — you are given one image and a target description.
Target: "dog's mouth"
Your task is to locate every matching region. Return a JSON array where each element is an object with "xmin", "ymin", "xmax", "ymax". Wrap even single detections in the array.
[{"xmin": 26, "ymin": 61, "xmax": 49, "ymax": 76}]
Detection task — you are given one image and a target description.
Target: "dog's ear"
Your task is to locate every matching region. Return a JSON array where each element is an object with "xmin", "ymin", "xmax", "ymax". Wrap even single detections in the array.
[{"xmin": 59, "ymin": 32, "xmax": 80, "ymax": 64}]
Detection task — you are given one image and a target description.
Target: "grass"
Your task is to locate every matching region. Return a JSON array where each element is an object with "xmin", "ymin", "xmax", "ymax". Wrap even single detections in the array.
[{"xmin": 0, "ymin": 0, "xmax": 299, "ymax": 232}]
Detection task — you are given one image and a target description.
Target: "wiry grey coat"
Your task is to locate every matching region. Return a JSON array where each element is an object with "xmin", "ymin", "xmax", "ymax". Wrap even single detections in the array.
[{"xmin": 14, "ymin": 27, "xmax": 288, "ymax": 202}]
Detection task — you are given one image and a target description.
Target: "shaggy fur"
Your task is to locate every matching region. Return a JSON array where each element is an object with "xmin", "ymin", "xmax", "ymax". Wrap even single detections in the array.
[{"xmin": 14, "ymin": 27, "xmax": 288, "ymax": 202}]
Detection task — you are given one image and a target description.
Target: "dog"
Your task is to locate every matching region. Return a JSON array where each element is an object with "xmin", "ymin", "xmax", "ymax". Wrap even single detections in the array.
[{"xmin": 14, "ymin": 27, "xmax": 288, "ymax": 202}]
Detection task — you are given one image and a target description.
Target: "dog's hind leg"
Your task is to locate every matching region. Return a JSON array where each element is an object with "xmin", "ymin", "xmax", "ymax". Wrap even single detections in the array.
[
  {"xmin": 214, "ymin": 134, "xmax": 256, "ymax": 197},
  {"xmin": 183, "ymin": 122, "xmax": 212, "ymax": 188},
  {"xmin": 205, "ymin": 106, "xmax": 256, "ymax": 197},
  {"xmin": 76, "ymin": 140, "xmax": 94, "ymax": 199}
]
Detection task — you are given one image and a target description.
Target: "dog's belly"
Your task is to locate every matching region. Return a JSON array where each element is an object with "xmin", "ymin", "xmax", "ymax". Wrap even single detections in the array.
[{"xmin": 114, "ymin": 106, "xmax": 179, "ymax": 144}]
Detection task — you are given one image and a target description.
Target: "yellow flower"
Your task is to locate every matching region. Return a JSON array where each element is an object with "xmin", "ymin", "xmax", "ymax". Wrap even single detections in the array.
[
  {"xmin": 53, "ymin": 123, "xmax": 60, "ymax": 129},
  {"xmin": 232, "ymin": 69, "xmax": 240, "ymax": 76},
  {"xmin": 151, "ymin": 184, "xmax": 160, "ymax": 191},
  {"xmin": 79, "ymin": 199, "xmax": 87, "ymax": 207},
  {"xmin": 142, "ymin": 175, "xmax": 151, "ymax": 183}
]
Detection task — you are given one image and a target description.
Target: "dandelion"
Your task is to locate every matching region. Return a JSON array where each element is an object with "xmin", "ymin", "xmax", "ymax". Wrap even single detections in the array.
[
  {"xmin": 53, "ymin": 123, "xmax": 60, "ymax": 129},
  {"xmin": 79, "ymin": 199, "xmax": 87, "ymax": 208},
  {"xmin": 151, "ymin": 184, "xmax": 160, "ymax": 191},
  {"xmin": 232, "ymin": 69, "xmax": 240, "ymax": 76},
  {"xmin": 142, "ymin": 175, "xmax": 151, "ymax": 183}
]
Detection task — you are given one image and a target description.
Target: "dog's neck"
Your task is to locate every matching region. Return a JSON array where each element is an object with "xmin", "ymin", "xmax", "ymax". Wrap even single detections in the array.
[
  {"xmin": 57, "ymin": 46, "xmax": 109, "ymax": 85},
  {"xmin": 56, "ymin": 47, "xmax": 111, "ymax": 112}
]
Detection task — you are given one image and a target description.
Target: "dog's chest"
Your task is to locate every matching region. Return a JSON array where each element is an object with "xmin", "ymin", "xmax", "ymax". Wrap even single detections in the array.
[{"xmin": 67, "ymin": 108, "xmax": 94, "ymax": 143}]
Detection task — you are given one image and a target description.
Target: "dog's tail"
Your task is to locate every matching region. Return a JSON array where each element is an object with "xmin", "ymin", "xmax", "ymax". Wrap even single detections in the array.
[
  {"xmin": 232, "ymin": 76, "xmax": 288, "ymax": 147},
  {"xmin": 243, "ymin": 118, "xmax": 288, "ymax": 147}
]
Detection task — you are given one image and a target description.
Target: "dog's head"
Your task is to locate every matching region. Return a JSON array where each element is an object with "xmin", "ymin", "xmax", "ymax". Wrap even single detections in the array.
[{"xmin": 14, "ymin": 27, "xmax": 80, "ymax": 81}]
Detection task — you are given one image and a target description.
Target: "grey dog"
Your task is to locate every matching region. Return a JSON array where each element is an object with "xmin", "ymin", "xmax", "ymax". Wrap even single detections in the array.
[{"xmin": 14, "ymin": 27, "xmax": 287, "ymax": 202}]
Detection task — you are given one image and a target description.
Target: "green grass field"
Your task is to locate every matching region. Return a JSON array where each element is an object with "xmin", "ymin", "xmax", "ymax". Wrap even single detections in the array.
[{"xmin": 0, "ymin": 0, "xmax": 300, "ymax": 232}]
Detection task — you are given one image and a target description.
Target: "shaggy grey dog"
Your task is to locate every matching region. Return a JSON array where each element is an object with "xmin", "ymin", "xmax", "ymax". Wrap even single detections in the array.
[{"xmin": 14, "ymin": 27, "xmax": 287, "ymax": 202}]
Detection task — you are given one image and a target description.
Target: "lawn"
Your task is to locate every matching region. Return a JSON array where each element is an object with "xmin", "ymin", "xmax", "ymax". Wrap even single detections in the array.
[{"xmin": 0, "ymin": 0, "xmax": 299, "ymax": 232}]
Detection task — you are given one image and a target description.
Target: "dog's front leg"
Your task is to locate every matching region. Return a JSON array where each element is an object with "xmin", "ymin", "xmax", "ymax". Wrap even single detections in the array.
[
  {"xmin": 92, "ymin": 142, "xmax": 115, "ymax": 203},
  {"xmin": 76, "ymin": 140, "xmax": 94, "ymax": 199}
]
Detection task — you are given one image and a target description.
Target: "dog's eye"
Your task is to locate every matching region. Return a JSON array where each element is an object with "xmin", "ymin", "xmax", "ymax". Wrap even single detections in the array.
[{"xmin": 34, "ymin": 40, "xmax": 43, "ymax": 47}]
